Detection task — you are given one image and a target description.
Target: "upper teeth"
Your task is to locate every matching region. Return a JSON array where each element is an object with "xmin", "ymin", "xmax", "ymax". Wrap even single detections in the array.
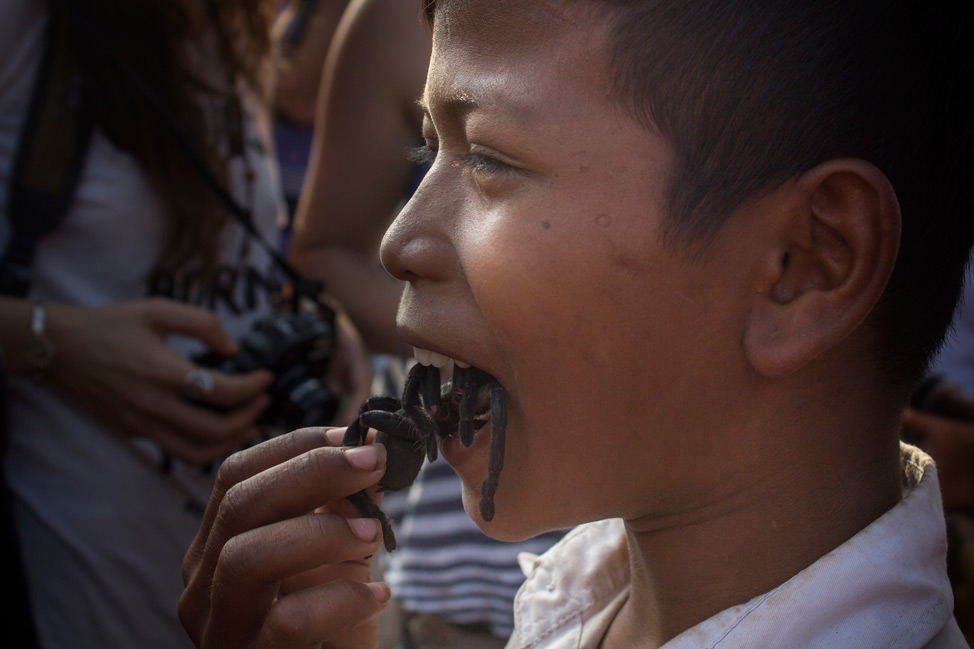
[{"xmin": 414, "ymin": 347, "xmax": 471, "ymax": 369}]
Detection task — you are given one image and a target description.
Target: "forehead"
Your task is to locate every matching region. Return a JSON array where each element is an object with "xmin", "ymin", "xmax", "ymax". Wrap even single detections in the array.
[
  {"xmin": 425, "ymin": 0, "xmax": 616, "ymax": 118},
  {"xmin": 432, "ymin": 0, "xmax": 599, "ymax": 41}
]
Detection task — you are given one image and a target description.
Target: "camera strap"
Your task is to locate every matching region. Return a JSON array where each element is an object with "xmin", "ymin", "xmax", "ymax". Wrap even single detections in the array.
[
  {"xmin": 5, "ymin": 0, "xmax": 329, "ymax": 314},
  {"xmin": 60, "ymin": 0, "xmax": 327, "ymax": 312},
  {"xmin": 1, "ymin": 0, "xmax": 94, "ymax": 298}
]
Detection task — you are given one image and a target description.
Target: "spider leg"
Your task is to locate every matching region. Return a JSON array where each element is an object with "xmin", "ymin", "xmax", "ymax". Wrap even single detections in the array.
[
  {"xmin": 421, "ymin": 363, "xmax": 442, "ymax": 413},
  {"xmin": 454, "ymin": 365, "xmax": 477, "ymax": 446},
  {"xmin": 346, "ymin": 490, "xmax": 397, "ymax": 552},
  {"xmin": 343, "ymin": 396, "xmax": 401, "ymax": 446},
  {"xmin": 366, "ymin": 396, "xmax": 402, "ymax": 412},
  {"xmin": 359, "ymin": 409, "xmax": 417, "ymax": 441},
  {"xmin": 360, "ymin": 408, "xmax": 428, "ymax": 491},
  {"xmin": 401, "ymin": 362, "xmax": 428, "ymax": 410},
  {"xmin": 413, "ymin": 414, "xmax": 439, "ymax": 462},
  {"xmin": 401, "ymin": 363, "xmax": 437, "ymax": 434},
  {"xmin": 479, "ymin": 383, "xmax": 507, "ymax": 522}
]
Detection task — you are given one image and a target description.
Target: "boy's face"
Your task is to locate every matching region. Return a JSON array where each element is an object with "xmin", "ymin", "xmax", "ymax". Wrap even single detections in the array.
[{"xmin": 382, "ymin": 0, "xmax": 763, "ymax": 538}]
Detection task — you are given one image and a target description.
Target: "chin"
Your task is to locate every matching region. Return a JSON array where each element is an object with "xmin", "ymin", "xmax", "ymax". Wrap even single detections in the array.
[{"xmin": 456, "ymin": 479, "xmax": 553, "ymax": 543}]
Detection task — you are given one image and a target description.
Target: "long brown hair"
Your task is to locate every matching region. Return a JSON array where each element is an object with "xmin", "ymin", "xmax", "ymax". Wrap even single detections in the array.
[{"xmin": 77, "ymin": 0, "xmax": 274, "ymax": 275}]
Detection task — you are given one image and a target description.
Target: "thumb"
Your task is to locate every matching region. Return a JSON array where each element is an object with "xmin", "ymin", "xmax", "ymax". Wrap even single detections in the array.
[{"xmin": 142, "ymin": 298, "xmax": 237, "ymax": 355}]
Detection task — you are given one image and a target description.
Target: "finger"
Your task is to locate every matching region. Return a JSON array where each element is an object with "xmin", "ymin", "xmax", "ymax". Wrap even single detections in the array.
[
  {"xmin": 204, "ymin": 514, "xmax": 382, "ymax": 646},
  {"xmin": 139, "ymin": 392, "xmax": 271, "ymax": 445},
  {"xmin": 214, "ymin": 515, "xmax": 381, "ymax": 588},
  {"xmin": 109, "ymin": 393, "xmax": 258, "ymax": 462},
  {"xmin": 143, "ymin": 297, "xmax": 237, "ymax": 355},
  {"xmin": 184, "ymin": 428, "xmax": 344, "ymax": 575},
  {"xmin": 184, "ymin": 441, "xmax": 387, "ymax": 644},
  {"xmin": 201, "ymin": 443, "xmax": 387, "ymax": 561},
  {"xmin": 180, "ymin": 428, "xmax": 355, "ymax": 641},
  {"xmin": 279, "ymin": 559, "xmax": 372, "ymax": 596},
  {"xmin": 204, "ymin": 369, "xmax": 275, "ymax": 408},
  {"xmin": 191, "ymin": 443, "xmax": 386, "ymax": 603},
  {"xmin": 171, "ymin": 363, "xmax": 274, "ymax": 410},
  {"xmin": 254, "ymin": 581, "xmax": 390, "ymax": 649},
  {"xmin": 131, "ymin": 415, "xmax": 259, "ymax": 466}
]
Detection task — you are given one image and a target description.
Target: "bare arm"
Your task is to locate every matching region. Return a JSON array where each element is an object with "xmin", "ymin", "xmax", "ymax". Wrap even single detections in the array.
[{"xmin": 289, "ymin": 0, "xmax": 432, "ymax": 356}]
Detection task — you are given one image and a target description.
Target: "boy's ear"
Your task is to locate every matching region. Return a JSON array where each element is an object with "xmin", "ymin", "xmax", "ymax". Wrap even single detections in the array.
[{"xmin": 743, "ymin": 159, "xmax": 901, "ymax": 378}]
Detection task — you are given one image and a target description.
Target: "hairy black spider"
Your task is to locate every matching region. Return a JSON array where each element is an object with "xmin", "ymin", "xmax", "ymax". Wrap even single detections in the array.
[{"xmin": 342, "ymin": 361, "xmax": 507, "ymax": 551}]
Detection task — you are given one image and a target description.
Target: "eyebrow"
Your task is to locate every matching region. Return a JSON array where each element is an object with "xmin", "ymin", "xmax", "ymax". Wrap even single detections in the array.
[
  {"xmin": 416, "ymin": 83, "xmax": 535, "ymax": 124},
  {"xmin": 416, "ymin": 87, "xmax": 479, "ymax": 123}
]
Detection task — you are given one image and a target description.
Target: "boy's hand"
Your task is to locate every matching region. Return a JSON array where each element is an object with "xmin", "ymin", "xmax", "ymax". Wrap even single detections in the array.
[
  {"xmin": 46, "ymin": 298, "xmax": 273, "ymax": 465},
  {"xmin": 902, "ymin": 408, "xmax": 974, "ymax": 510},
  {"xmin": 179, "ymin": 427, "xmax": 390, "ymax": 649}
]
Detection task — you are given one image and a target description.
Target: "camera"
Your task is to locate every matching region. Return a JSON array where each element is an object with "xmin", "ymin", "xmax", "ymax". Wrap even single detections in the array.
[{"xmin": 194, "ymin": 309, "xmax": 339, "ymax": 431}]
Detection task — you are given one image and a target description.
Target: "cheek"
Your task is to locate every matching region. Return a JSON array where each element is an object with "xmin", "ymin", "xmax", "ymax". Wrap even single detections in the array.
[{"xmin": 463, "ymin": 212, "xmax": 672, "ymax": 460}]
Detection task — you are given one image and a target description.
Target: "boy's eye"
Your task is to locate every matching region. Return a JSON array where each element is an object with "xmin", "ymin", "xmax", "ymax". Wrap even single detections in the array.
[
  {"xmin": 463, "ymin": 152, "xmax": 511, "ymax": 176},
  {"xmin": 407, "ymin": 142, "xmax": 520, "ymax": 184}
]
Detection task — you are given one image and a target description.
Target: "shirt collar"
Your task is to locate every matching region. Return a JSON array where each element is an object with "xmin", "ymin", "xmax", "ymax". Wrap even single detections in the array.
[{"xmin": 512, "ymin": 443, "xmax": 954, "ymax": 649}]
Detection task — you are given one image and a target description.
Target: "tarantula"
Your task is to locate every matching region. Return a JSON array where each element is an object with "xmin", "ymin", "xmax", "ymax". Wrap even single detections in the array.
[{"xmin": 343, "ymin": 361, "xmax": 507, "ymax": 552}]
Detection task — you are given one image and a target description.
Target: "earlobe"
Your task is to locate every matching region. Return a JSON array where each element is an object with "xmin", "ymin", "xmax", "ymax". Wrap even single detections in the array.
[{"xmin": 744, "ymin": 159, "xmax": 901, "ymax": 378}]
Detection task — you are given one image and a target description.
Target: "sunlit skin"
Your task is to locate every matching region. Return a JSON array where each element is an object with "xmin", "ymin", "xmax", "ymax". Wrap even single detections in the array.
[{"xmin": 379, "ymin": 1, "xmax": 904, "ymax": 645}]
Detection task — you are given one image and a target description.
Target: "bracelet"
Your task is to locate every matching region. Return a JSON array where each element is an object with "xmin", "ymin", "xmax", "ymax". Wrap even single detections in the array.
[{"xmin": 27, "ymin": 302, "xmax": 56, "ymax": 383}]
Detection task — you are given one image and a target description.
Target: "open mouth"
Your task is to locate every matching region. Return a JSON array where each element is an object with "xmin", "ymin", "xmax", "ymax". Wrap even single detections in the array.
[
  {"xmin": 412, "ymin": 346, "xmax": 496, "ymax": 440},
  {"xmin": 411, "ymin": 346, "xmax": 507, "ymax": 522},
  {"xmin": 344, "ymin": 346, "xmax": 508, "ymax": 550}
]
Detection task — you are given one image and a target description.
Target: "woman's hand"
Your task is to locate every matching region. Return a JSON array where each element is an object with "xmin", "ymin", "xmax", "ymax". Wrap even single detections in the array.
[
  {"xmin": 46, "ymin": 298, "xmax": 273, "ymax": 465},
  {"xmin": 179, "ymin": 427, "xmax": 390, "ymax": 649}
]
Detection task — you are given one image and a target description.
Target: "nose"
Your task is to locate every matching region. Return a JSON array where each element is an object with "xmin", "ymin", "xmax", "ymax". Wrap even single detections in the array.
[{"xmin": 380, "ymin": 171, "xmax": 458, "ymax": 283}]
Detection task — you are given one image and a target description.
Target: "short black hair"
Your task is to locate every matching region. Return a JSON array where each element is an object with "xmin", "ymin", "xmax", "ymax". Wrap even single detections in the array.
[{"xmin": 423, "ymin": 0, "xmax": 974, "ymax": 390}]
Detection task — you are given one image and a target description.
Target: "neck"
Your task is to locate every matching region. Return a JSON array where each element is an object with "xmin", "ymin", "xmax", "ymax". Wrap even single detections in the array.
[{"xmin": 602, "ymin": 394, "xmax": 904, "ymax": 648}]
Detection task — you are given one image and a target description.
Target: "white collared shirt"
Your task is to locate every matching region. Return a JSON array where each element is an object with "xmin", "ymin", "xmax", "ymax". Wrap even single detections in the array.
[{"xmin": 507, "ymin": 444, "xmax": 969, "ymax": 649}]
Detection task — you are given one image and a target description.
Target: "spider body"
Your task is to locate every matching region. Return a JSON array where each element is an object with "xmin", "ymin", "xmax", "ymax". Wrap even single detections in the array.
[{"xmin": 342, "ymin": 361, "xmax": 507, "ymax": 551}]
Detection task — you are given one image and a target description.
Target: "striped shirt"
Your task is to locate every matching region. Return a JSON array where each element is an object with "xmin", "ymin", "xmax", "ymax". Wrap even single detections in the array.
[{"xmin": 384, "ymin": 459, "xmax": 568, "ymax": 639}]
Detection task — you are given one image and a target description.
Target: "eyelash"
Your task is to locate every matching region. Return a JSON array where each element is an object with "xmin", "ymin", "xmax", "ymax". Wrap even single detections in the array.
[
  {"xmin": 407, "ymin": 143, "xmax": 513, "ymax": 177},
  {"xmin": 408, "ymin": 143, "xmax": 437, "ymax": 166}
]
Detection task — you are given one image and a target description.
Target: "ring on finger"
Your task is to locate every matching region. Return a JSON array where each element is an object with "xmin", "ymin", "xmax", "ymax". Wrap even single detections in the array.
[{"xmin": 183, "ymin": 367, "xmax": 215, "ymax": 401}]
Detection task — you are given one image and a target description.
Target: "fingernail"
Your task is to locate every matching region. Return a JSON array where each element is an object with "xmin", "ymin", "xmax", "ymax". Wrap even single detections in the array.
[
  {"xmin": 325, "ymin": 428, "xmax": 346, "ymax": 446},
  {"xmin": 367, "ymin": 582, "xmax": 391, "ymax": 604},
  {"xmin": 342, "ymin": 444, "xmax": 385, "ymax": 471},
  {"xmin": 347, "ymin": 518, "xmax": 380, "ymax": 542}
]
